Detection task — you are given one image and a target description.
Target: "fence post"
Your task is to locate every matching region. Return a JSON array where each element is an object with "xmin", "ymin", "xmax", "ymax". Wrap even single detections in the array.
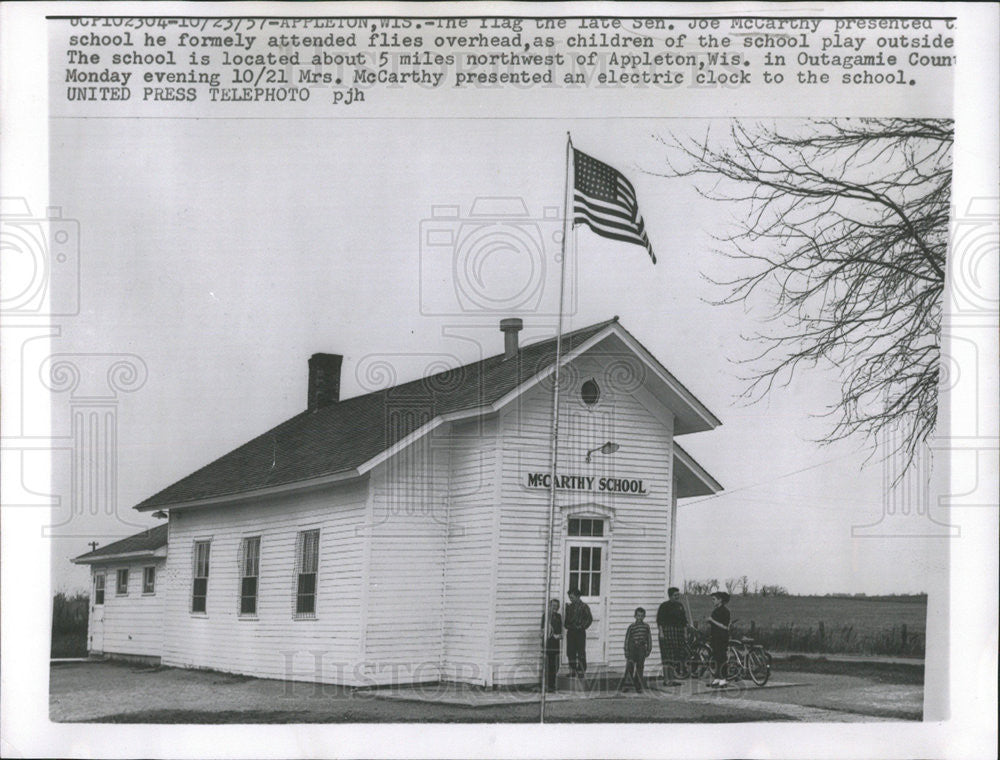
[{"xmin": 818, "ymin": 621, "xmax": 825, "ymax": 653}]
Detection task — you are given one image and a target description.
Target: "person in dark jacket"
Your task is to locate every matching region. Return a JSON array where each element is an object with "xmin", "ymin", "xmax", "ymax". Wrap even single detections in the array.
[
  {"xmin": 564, "ymin": 587, "xmax": 593, "ymax": 677},
  {"xmin": 707, "ymin": 591, "xmax": 731, "ymax": 687},
  {"xmin": 657, "ymin": 587, "xmax": 688, "ymax": 686},
  {"xmin": 617, "ymin": 607, "xmax": 653, "ymax": 693},
  {"xmin": 540, "ymin": 598, "xmax": 563, "ymax": 692}
]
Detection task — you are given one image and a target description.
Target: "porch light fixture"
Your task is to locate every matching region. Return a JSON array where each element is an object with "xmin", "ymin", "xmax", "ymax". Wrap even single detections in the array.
[{"xmin": 585, "ymin": 441, "xmax": 620, "ymax": 463}]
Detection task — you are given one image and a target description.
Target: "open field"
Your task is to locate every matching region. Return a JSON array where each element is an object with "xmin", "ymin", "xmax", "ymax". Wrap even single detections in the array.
[{"xmin": 684, "ymin": 595, "xmax": 927, "ymax": 657}]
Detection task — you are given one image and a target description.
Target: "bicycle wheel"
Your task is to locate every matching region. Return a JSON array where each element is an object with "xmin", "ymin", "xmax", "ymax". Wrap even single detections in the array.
[
  {"xmin": 747, "ymin": 648, "xmax": 770, "ymax": 686},
  {"xmin": 724, "ymin": 646, "xmax": 742, "ymax": 682}
]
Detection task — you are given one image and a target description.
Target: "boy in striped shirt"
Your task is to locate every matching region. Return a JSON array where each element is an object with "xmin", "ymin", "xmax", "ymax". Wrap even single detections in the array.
[{"xmin": 617, "ymin": 607, "xmax": 653, "ymax": 693}]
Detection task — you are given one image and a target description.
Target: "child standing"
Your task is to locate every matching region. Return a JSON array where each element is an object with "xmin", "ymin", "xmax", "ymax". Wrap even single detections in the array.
[
  {"xmin": 618, "ymin": 607, "xmax": 653, "ymax": 693},
  {"xmin": 707, "ymin": 591, "xmax": 731, "ymax": 688},
  {"xmin": 540, "ymin": 598, "xmax": 563, "ymax": 692}
]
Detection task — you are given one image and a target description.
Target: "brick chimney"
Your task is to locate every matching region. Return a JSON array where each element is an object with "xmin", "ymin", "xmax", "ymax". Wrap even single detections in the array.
[
  {"xmin": 308, "ymin": 353, "xmax": 343, "ymax": 411},
  {"xmin": 500, "ymin": 318, "xmax": 523, "ymax": 360}
]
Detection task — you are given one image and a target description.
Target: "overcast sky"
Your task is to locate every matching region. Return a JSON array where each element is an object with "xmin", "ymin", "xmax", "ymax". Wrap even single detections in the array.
[{"xmin": 46, "ymin": 116, "xmax": 945, "ymax": 595}]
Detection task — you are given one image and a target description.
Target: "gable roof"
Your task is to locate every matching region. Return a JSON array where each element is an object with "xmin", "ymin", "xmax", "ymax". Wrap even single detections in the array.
[
  {"xmin": 135, "ymin": 318, "xmax": 720, "ymax": 511},
  {"xmin": 72, "ymin": 523, "xmax": 167, "ymax": 564},
  {"xmin": 674, "ymin": 442, "xmax": 724, "ymax": 498}
]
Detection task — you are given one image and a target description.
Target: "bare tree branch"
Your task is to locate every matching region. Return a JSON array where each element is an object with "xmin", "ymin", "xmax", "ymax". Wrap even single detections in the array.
[{"xmin": 654, "ymin": 119, "xmax": 951, "ymax": 471}]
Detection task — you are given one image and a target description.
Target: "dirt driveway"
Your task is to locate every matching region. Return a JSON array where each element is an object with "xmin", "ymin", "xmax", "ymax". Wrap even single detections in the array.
[{"xmin": 50, "ymin": 661, "xmax": 921, "ymax": 723}]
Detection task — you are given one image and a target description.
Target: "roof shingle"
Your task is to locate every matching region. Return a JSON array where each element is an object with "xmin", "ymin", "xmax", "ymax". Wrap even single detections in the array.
[
  {"xmin": 135, "ymin": 319, "xmax": 618, "ymax": 510},
  {"xmin": 73, "ymin": 523, "xmax": 168, "ymax": 562}
]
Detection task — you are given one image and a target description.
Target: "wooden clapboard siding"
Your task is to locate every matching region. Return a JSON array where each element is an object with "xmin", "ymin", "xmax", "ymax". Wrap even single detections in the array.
[
  {"xmin": 441, "ymin": 417, "xmax": 497, "ymax": 684},
  {"xmin": 363, "ymin": 428, "xmax": 449, "ymax": 685},
  {"xmin": 162, "ymin": 479, "xmax": 369, "ymax": 686},
  {"xmin": 493, "ymin": 351, "xmax": 674, "ymax": 683},
  {"xmin": 89, "ymin": 559, "xmax": 165, "ymax": 657}
]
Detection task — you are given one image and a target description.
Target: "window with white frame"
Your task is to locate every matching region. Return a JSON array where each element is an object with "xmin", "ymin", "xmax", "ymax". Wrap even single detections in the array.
[
  {"xmin": 191, "ymin": 540, "xmax": 211, "ymax": 613},
  {"xmin": 94, "ymin": 573, "xmax": 105, "ymax": 605},
  {"xmin": 568, "ymin": 517, "xmax": 605, "ymax": 537},
  {"xmin": 566, "ymin": 516, "xmax": 607, "ymax": 598},
  {"xmin": 239, "ymin": 536, "xmax": 261, "ymax": 616},
  {"xmin": 142, "ymin": 566, "xmax": 156, "ymax": 594},
  {"xmin": 568, "ymin": 545, "xmax": 602, "ymax": 596},
  {"xmin": 294, "ymin": 529, "xmax": 319, "ymax": 617},
  {"xmin": 116, "ymin": 568, "xmax": 129, "ymax": 595}
]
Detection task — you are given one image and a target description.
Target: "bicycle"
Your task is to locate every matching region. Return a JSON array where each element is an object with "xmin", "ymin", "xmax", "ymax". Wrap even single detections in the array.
[{"xmin": 704, "ymin": 620, "xmax": 772, "ymax": 686}]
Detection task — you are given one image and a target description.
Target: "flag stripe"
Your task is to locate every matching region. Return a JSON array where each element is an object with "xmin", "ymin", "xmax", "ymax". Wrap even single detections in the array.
[
  {"xmin": 616, "ymin": 178, "xmax": 637, "ymax": 204},
  {"xmin": 577, "ymin": 219, "xmax": 650, "ymax": 250},
  {"xmin": 574, "ymin": 193, "xmax": 642, "ymax": 228},
  {"xmin": 576, "ymin": 209, "xmax": 655, "ymax": 261},
  {"xmin": 574, "ymin": 199, "xmax": 647, "ymax": 240},
  {"xmin": 572, "ymin": 147, "xmax": 656, "ymax": 264},
  {"xmin": 573, "ymin": 195, "xmax": 653, "ymax": 247}
]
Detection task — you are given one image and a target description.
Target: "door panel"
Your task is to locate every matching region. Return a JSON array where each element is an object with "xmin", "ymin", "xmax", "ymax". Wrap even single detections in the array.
[
  {"xmin": 90, "ymin": 573, "xmax": 105, "ymax": 653},
  {"xmin": 564, "ymin": 541, "xmax": 607, "ymax": 665}
]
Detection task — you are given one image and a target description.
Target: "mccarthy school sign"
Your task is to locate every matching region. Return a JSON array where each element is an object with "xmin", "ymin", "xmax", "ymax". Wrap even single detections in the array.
[{"xmin": 525, "ymin": 472, "xmax": 649, "ymax": 494}]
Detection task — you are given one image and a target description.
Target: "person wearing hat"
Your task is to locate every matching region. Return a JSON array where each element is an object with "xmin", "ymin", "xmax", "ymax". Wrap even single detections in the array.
[{"xmin": 706, "ymin": 591, "xmax": 731, "ymax": 688}]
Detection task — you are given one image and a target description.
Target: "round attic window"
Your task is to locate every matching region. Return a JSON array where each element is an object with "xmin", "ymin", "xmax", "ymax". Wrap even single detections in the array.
[{"xmin": 581, "ymin": 379, "xmax": 601, "ymax": 406}]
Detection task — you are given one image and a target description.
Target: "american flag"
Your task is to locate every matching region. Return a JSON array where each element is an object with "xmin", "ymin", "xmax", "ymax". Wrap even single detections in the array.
[{"xmin": 573, "ymin": 148, "xmax": 656, "ymax": 264}]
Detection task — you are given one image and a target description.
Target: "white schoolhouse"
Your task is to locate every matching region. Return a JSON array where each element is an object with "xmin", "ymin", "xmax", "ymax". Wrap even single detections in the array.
[{"xmin": 74, "ymin": 317, "xmax": 722, "ymax": 686}]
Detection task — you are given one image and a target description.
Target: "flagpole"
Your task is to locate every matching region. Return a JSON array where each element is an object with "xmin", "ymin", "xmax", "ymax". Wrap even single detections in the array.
[{"xmin": 540, "ymin": 133, "xmax": 573, "ymax": 723}]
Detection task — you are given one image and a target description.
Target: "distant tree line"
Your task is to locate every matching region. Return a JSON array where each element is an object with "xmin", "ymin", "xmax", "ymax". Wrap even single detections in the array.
[
  {"xmin": 823, "ymin": 592, "xmax": 928, "ymax": 601},
  {"xmin": 51, "ymin": 591, "xmax": 89, "ymax": 658},
  {"xmin": 679, "ymin": 582, "xmax": 927, "ymax": 599},
  {"xmin": 682, "ymin": 577, "xmax": 790, "ymax": 597}
]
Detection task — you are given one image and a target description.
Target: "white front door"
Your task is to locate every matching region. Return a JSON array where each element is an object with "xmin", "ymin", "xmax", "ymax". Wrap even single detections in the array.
[
  {"xmin": 564, "ymin": 537, "xmax": 608, "ymax": 666},
  {"xmin": 90, "ymin": 572, "xmax": 105, "ymax": 653}
]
